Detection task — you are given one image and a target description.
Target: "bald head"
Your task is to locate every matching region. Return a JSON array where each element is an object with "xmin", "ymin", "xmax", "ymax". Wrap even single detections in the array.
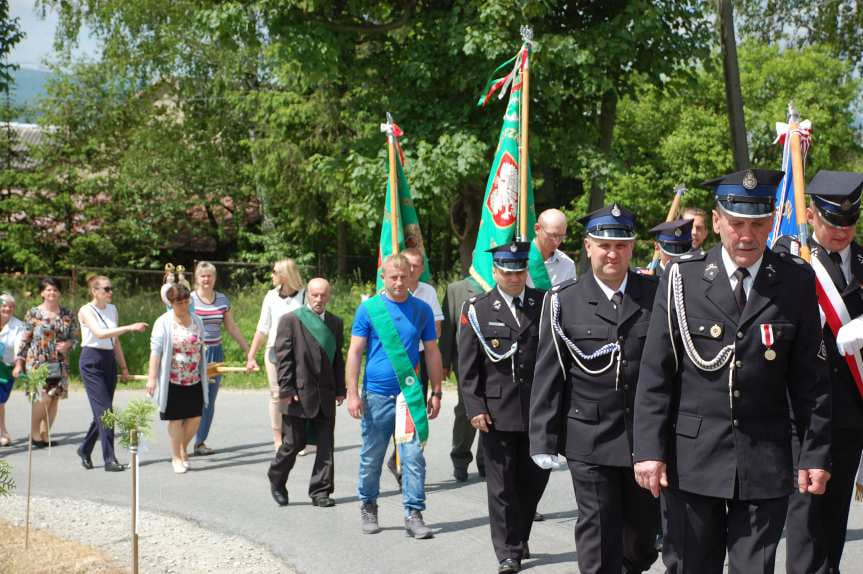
[
  {"xmin": 307, "ymin": 277, "xmax": 331, "ymax": 314},
  {"xmin": 534, "ymin": 208, "xmax": 568, "ymax": 258}
]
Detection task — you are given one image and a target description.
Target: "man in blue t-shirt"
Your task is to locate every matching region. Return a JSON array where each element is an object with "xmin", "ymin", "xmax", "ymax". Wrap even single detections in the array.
[{"xmin": 346, "ymin": 253, "xmax": 443, "ymax": 539}]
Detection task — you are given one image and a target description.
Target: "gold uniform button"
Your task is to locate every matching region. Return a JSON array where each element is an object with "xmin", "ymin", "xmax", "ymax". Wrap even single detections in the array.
[{"xmin": 736, "ymin": 331, "xmax": 744, "ymax": 340}]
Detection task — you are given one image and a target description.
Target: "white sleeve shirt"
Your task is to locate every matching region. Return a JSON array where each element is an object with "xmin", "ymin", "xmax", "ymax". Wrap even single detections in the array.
[{"xmin": 720, "ymin": 247, "xmax": 763, "ymax": 299}]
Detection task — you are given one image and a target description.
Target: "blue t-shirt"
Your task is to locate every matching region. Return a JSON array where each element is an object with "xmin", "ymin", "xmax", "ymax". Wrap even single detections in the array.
[{"xmin": 352, "ymin": 294, "xmax": 436, "ymax": 396}]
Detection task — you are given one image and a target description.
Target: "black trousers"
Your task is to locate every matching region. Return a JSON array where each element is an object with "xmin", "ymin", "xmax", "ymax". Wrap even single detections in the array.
[
  {"xmin": 482, "ymin": 429, "xmax": 550, "ymax": 562},
  {"xmin": 568, "ymin": 460, "xmax": 660, "ymax": 574},
  {"xmin": 661, "ymin": 487, "xmax": 788, "ymax": 574},
  {"xmin": 451, "ymin": 380, "xmax": 485, "ymax": 473},
  {"xmin": 786, "ymin": 426, "xmax": 863, "ymax": 574},
  {"xmin": 78, "ymin": 347, "xmax": 118, "ymax": 463},
  {"xmin": 268, "ymin": 413, "xmax": 335, "ymax": 498}
]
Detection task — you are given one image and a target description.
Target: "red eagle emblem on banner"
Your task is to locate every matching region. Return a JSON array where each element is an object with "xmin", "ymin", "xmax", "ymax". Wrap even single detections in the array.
[{"xmin": 486, "ymin": 151, "xmax": 518, "ymax": 228}]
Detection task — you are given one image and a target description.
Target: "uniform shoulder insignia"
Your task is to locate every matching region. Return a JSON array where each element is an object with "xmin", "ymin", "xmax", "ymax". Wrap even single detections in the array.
[
  {"xmin": 553, "ymin": 277, "xmax": 578, "ymax": 292},
  {"xmin": 639, "ymin": 273, "xmax": 659, "ymax": 284}
]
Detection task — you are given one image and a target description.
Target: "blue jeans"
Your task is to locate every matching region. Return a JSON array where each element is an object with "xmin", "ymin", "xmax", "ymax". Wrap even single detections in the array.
[
  {"xmin": 357, "ymin": 391, "xmax": 426, "ymax": 516},
  {"xmin": 195, "ymin": 344, "xmax": 224, "ymax": 445}
]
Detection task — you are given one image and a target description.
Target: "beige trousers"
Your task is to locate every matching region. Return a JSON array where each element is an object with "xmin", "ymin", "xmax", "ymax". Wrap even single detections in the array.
[{"xmin": 264, "ymin": 350, "xmax": 284, "ymax": 437}]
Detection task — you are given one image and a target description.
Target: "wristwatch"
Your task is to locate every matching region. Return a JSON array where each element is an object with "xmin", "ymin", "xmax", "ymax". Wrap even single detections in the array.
[{"xmin": 430, "ymin": 391, "xmax": 443, "ymax": 399}]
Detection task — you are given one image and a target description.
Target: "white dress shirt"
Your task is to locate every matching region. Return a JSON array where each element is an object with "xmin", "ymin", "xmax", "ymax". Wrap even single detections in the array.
[
  {"xmin": 496, "ymin": 286, "xmax": 526, "ymax": 326},
  {"xmin": 814, "ymin": 233, "xmax": 851, "ymax": 285},
  {"xmin": 527, "ymin": 246, "xmax": 577, "ymax": 287},
  {"xmin": 593, "ymin": 273, "xmax": 628, "ymax": 302},
  {"xmin": 720, "ymin": 247, "xmax": 763, "ymax": 299}
]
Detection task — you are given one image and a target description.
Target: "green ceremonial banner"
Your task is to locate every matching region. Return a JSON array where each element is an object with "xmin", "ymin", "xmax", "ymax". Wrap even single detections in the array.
[
  {"xmin": 469, "ymin": 54, "xmax": 550, "ymax": 291},
  {"xmin": 375, "ymin": 121, "xmax": 431, "ymax": 292}
]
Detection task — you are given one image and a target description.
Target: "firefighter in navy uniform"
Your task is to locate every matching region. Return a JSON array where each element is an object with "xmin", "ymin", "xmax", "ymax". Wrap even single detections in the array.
[
  {"xmin": 633, "ymin": 168, "xmax": 832, "ymax": 574},
  {"xmin": 648, "ymin": 218, "xmax": 695, "ymax": 279},
  {"xmin": 529, "ymin": 203, "xmax": 661, "ymax": 574},
  {"xmin": 458, "ymin": 242, "xmax": 549, "ymax": 574},
  {"xmin": 778, "ymin": 170, "xmax": 863, "ymax": 574}
]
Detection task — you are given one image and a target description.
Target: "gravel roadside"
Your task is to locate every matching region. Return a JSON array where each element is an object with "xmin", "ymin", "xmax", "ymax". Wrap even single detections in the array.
[{"xmin": 0, "ymin": 495, "xmax": 294, "ymax": 573}]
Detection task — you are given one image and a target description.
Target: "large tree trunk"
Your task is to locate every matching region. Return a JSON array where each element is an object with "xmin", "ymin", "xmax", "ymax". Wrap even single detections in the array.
[
  {"xmin": 451, "ymin": 185, "xmax": 482, "ymax": 276},
  {"xmin": 579, "ymin": 89, "xmax": 618, "ymax": 273},
  {"xmin": 336, "ymin": 220, "xmax": 348, "ymax": 277},
  {"xmin": 718, "ymin": 0, "xmax": 749, "ymax": 170}
]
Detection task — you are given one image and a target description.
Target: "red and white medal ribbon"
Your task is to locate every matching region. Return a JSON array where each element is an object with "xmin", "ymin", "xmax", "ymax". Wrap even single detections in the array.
[{"xmin": 761, "ymin": 324, "xmax": 776, "ymax": 360}]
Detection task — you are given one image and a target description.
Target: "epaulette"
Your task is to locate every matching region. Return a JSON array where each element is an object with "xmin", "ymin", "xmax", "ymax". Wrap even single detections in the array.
[
  {"xmin": 552, "ymin": 277, "xmax": 578, "ymax": 293},
  {"xmin": 637, "ymin": 272, "xmax": 659, "ymax": 284},
  {"xmin": 776, "ymin": 251, "xmax": 814, "ymax": 273},
  {"xmin": 675, "ymin": 249, "xmax": 707, "ymax": 263}
]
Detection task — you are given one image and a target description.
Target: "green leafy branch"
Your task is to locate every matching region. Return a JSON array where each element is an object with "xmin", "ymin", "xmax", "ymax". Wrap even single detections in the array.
[
  {"xmin": 17, "ymin": 365, "xmax": 51, "ymax": 405},
  {"xmin": 0, "ymin": 460, "xmax": 14, "ymax": 497},
  {"xmin": 101, "ymin": 399, "xmax": 157, "ymax": 448}
]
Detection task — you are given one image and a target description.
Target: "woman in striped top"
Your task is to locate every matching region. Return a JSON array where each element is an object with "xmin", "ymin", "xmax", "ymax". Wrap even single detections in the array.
[{"xmin": 190, "ymin": 261, "xmax": 252, "ymax": 456}]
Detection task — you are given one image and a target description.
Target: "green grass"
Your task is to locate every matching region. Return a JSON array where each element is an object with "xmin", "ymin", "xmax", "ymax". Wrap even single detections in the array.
[{"xmin": 3, "ymin": 278, "xmax": 462, "ymax": 390}]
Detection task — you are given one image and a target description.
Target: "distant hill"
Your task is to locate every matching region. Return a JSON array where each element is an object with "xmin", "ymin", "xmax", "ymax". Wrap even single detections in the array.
[{"xmin": 7, "ymin": 68, "xmax": 52, "ymax": 121}]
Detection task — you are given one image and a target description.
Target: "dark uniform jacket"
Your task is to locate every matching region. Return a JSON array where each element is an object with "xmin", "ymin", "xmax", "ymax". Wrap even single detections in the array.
[
  {"xmin": 775, "ymin": 237, "xmax": 863, "ymax": 431},
  {"xmin": 458, "ymin": 286, "xmax": 544, "ymax": 433},
  {"xmin": 634, "ymin": 245, "xmax": 832, "ymax": 500},
  {"xmin": 529, "ymin": 270, "xmax": 658, "ymax": 467},
  {"xmin": 440, "ymin": 277, "xmax": 482, "ymax": 379},
  {"xmin": 274, "ymin": 311, "xmax": 346, "ymax": 420}
]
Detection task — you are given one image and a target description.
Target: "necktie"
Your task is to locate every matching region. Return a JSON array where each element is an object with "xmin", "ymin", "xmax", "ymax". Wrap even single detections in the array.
[
  {"xmin": 829, "ymin": 252, "xmax": 848, "ymax": 291},
  {"xmin": 512, "ymin": 296, "xmax": 522, "ymax": 326},
  {"xmin": 732, "ymin": 267, "xmax": 749, "ymax": 313},
  {"xmin": 611, "ymin": 292, "xmax": 623, "ymax": 318}
]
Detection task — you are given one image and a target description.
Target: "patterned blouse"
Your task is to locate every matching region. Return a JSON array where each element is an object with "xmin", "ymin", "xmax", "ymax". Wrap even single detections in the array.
[
  {"xmin": 169, "ymin": 320, "xmax": 203, "ymax": 386},
  {"xmin": 17, "ymin": 306, "xmax": 81, "ymax": 387}
]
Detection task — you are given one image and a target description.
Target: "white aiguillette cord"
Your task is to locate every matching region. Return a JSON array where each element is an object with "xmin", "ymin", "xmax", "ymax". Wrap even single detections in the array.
[
  {"xmin": 667, "ymin": 263, "xmax": 736, "ymax": 409},
  {"xmin": 550, "ymin": 292, "xmax": 622, "ymax": 389}
]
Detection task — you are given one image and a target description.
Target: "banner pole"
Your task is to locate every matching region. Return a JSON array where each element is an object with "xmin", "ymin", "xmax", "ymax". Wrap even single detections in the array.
[
  {"xmin": 788, "ymin": 102, "xmax": 811, "ymax": 262},
  {"xmin": 518, "ymin": 27, "xmax": 532, "ymax": 242},
  {"xmin": 386, "ymin": 112, "xmax": 400, "ymax": 255},
  {"xmin": 130, "ymin": 429, "xmax": 139, "ymax": 574}
]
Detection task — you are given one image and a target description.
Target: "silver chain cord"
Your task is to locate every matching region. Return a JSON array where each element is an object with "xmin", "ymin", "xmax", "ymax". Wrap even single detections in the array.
[
  {"xmin": 668, "ymin": 262, "xmax": 737, "ymax": 409},
  {"xmin": 467, "ymin": 303, "xmax": 519, "ymax": 363}
]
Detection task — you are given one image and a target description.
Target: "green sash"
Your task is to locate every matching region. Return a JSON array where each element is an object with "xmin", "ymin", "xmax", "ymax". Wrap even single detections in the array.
[
  {"xmin": 527, "ymin": 241, "xmax": 552, "ymax": 289},
  {"xmin": 293, "ymin": 306, "xmax": 336, "ymax": 364},
  {"xmin": 365, "ymin": 294, "xmax": 430, "ymax": 444}
]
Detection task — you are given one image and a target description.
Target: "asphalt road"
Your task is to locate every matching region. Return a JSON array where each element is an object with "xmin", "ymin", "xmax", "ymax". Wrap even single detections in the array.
[{"xmin": 3, "ymin": 389, "xmax": 863, "ymax": 573}]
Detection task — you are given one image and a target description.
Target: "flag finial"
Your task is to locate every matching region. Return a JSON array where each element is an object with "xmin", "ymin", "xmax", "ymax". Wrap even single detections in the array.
[
  {"xmin": 787, "ymin": 101, "xmax": 800, "ymax": 123},
  {"xmin": 520, "ymin": 26, "xmax": 533, "ymax": 44}
]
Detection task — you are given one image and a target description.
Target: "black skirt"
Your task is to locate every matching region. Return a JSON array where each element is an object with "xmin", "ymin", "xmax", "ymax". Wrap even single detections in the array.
[{"xmin": 160, "ymin": 382, "xmax": 204, "ymax": 420}]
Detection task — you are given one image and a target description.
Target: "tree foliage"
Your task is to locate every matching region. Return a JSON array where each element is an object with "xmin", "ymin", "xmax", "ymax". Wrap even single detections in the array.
[{"xmin": 1, "ymin": 1, "xmax": 860, "ymax": 276}]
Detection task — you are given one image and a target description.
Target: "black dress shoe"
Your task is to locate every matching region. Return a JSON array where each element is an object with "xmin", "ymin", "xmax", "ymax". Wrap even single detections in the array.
[
  {"xmin": 522, "ymin": 542, "xmax": 530, "ymax": 560},
  {"xmin": 271, "ymin": 485, "xmax": 289, "ymax": 507},
  {"xmin": 32, "ymin": 439, "xmax": 48, "ymax": 449},
  {"xmin": 77, "ymin": 451, "xmax": 93, "ymax": 469},
  {"xmin": 453, "ymin": 467, "xmax": 468, "ymax": 482},
  {"xmin": 498, "ymin": 558, "xmax": 520, "ymax": 573},
  {"xmin": 312, "ymin": 496, "xmax": 335, "ymax": 507},
  {"xmin": 478, "ymin": 466, "xmax": 486, "ymax": 479},
  {"xmin": 104, "ymin": 461, "xmax": 125, "ymax": 472},
  {"xmin": 533, "ymin": 511, "xmax": 545, "ymax": 522}
]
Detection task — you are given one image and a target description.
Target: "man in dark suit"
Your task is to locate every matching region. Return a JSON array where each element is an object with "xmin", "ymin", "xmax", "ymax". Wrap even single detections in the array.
[
  {"xmin": 440, "ymin": 275, "xmax": 486, "ymax": 482},
  {"xmin": 458, "ymin": 242, "xmax": 549, "ymax": 574},
  {"xmin": 633, "ymin": 169, "xmax": 832, "ymax": 573},
  {"xmin": 529, "ymin": 204, "xmax": 661, "ymax": 574},
  {"xmin": 779, "ymin": 171, "xmax": 863, "ymax": 574},
  {"xmin": 268, "ymin": 277, "xmax": 345, "ymax": 508}
]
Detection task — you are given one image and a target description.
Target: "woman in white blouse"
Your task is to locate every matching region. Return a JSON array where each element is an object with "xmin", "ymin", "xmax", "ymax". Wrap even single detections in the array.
[
  {"xmin": 0, "ymin": 293, "xmax": 24, "ymax": 446},
  {"xmin": 76, "ymin": 275, "xmax": 148, "ymax": 471},
  {"xmin": 245, "ymin": 258, "xmax": 306, "ymax": 450}
]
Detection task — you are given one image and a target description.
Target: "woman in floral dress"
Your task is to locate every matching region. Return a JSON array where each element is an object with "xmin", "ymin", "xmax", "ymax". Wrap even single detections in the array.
[{"xmin": 13, "ymin": 277, "xmax": 80, "ymax": 447}]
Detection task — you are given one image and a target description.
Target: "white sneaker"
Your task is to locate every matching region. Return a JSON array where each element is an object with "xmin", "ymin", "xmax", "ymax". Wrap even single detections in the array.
[
  {"xmin": 172, "ymin": 459, "xmax": 187, "ymax": 474},
  {"xmin": 299, "ymin": 445, "xmax": 316, "ymax": 457}
]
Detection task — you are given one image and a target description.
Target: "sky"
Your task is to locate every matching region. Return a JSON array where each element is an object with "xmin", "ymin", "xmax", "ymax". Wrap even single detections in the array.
[{"xmin": 8, "ymin": 0, "xmax": 100, "ymax": 70}]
